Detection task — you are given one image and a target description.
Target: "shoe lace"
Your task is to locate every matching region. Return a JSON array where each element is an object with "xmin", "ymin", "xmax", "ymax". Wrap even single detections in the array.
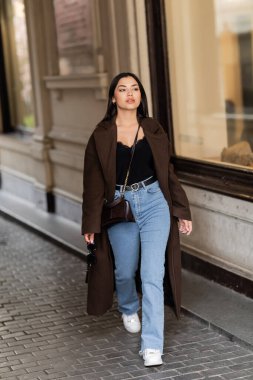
[{"xmin": 126, "ymin": 315, "xmax": 137, "ymax": 323}]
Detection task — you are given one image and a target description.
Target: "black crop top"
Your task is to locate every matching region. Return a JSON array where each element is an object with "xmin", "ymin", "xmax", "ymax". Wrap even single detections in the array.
[{"xmin": 116, "ymin": 137, "xmax": 156, "ymax": 185}]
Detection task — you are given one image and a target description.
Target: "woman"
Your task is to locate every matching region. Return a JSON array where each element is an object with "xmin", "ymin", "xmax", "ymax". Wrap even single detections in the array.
[{"xmin": 82, "ymin": 72, "xmax": 192, "ymax": 367}]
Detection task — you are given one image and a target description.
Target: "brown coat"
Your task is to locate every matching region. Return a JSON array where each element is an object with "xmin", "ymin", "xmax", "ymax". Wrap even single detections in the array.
[{"xmin": 82, "ymin": 117, "xmax": 191, "ymax": 318}]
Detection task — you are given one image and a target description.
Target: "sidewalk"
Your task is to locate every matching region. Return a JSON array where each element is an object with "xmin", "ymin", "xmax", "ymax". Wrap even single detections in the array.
[
  {"xmin": 0, "ymin": 191, "xmax": 253, "ymax": 379},
  {"xmin": 1, "ymin": 191, "xmax": 253, "ymax": 348}
]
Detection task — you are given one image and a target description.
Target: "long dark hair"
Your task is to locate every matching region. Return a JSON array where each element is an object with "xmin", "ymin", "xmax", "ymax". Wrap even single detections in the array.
[{"xmin": 101, "ymin": 72, "xmax": 149, "ymax": 122}]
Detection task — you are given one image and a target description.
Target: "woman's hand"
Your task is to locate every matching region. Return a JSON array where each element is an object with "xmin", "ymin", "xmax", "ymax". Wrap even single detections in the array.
[
  {"xmin": 84, "ymin": 233, "xmax": 95, "ymax": 244},
  {"xmin": 178, "ymin": 219, "xmax": 192, "ymax": 235}
]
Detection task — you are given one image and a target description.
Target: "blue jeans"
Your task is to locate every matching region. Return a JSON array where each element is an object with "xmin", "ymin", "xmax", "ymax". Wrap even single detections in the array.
[{"xmin": 107, "ymin": 180, "xmax": 170, "ymax": 352}]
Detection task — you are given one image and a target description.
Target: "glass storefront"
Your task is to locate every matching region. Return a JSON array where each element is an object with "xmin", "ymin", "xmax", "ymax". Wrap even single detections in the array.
[
  {"xmin": 1, "ymin": 0, "xmax": 35, "ymax": 130},
  {"xmin": 53, "ymin": 0, "xmax": 95, "ymax": 75},
  {"xmin": 165, "ymin": 0, "xmax": 253, "ymax": 170}
]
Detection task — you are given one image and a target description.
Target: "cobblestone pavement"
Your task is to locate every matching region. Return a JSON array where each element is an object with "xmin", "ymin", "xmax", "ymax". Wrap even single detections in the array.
[{"xmin": 0, "ymin": 215, "xmax": 253, "ymax": 380}]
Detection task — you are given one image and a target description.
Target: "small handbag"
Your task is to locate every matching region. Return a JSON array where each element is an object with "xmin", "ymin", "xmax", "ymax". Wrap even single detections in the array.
[{"xmin": 101, "ymin": 125, "xmax": 140, "ymax": 228}]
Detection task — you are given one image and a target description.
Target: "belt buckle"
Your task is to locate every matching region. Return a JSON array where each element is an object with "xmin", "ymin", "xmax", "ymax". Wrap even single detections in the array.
[{"xmin": 131, "ymin": 182, "xmax": 139, "ymax": 191}]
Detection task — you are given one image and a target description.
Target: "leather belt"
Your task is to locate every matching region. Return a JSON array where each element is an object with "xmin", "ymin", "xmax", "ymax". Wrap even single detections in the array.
[{"xmin": 116, "ymin": 176, "xmax": 156, "ymax": 192}]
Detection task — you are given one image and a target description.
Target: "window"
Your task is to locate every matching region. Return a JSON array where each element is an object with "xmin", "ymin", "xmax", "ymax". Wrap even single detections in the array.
[
  {"xmin": 0, "ymin": 0, "xmax": 35, "ymax": 131},
  {"xmin": 53, "ymin": 0, "xmax": 95, "ymax": 75},
  {"xmin": 165, "ymin": 0, "xmax": 253, "ymax": 170}
]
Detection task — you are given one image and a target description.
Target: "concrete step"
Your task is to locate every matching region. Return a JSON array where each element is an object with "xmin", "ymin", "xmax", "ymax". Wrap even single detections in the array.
[{"xmin": 182, "ymin": 269, "xmax": 253, "ymax": 348}]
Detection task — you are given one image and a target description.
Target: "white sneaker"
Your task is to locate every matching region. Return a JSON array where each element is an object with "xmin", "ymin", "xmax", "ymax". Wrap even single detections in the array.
[
  {"xmin": 122, "ymin": 313, "xmax": 141, "ymax": 333},
  {"xmin": 139, "ymin": 349, "xmax": 163, "ymax": 366}
]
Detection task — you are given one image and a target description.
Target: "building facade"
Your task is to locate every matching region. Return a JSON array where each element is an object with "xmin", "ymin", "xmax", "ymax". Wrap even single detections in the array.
[{"xmin": 0, "ymin": 0, "xmax": 252, "ymax": 294}]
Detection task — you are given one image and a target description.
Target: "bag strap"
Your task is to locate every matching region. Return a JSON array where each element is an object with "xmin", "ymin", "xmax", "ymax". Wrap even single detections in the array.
[{"xmin": 121, "ymin": 124, "xmax": 141, "ymax": 195}]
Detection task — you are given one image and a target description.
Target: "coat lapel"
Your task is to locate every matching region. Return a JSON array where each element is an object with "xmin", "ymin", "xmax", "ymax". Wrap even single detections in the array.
[
  {"xmin": 93, "ymin": 120, "xmax": 117, "ymax": 200},
  {"xmin": 142, "ymin": 119, "xmax": 169, "ymax": 196}
]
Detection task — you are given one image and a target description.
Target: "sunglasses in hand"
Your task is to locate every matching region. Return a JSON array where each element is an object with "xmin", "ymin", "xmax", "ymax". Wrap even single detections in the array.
[{"xmin": 86, "ymin": 243, "xmax": 97, "ymax": 267}]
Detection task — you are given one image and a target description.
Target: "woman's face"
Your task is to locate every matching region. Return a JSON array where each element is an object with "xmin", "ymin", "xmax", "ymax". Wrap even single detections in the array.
[{"xmin": 112, "ymin": 76, "xmax": 141, "ymax": 112}]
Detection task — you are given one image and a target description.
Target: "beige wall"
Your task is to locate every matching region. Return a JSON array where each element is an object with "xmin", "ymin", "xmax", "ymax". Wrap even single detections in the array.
[
  {"xmin": 45, "ymin": 0, "xmax": 151, "ymax": 204},
  {"xmin": 0, "ymin": 0, "xmax": 151, "ymax": 209},
  {"xmin": 181, "ymin": 185, "xmax": 253, "ymax": 281}
]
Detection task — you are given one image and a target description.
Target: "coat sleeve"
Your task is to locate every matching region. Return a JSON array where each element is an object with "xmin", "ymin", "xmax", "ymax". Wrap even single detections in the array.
[
  {"xmin": 81, "ymin": 134, "xmax": 105, "ymax": 234},
  {"xmin": 168, "ymin": 142, "xmax": 192, "ymax": 221}
]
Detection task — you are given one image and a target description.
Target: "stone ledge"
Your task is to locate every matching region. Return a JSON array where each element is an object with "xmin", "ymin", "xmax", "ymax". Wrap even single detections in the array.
[
  {"xmin": 182, "ymin": 269, "xmax": 253, "ymax": 349},
  {"xmin": 0, "ymin": 133, "xmax": 32, "ymax": 154},
  {"xmin": 44, "ymin": 72, "xmax": 109, "ymax": 100}
]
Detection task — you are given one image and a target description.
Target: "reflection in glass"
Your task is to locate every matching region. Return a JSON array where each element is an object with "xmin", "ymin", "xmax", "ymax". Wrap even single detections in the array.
[
  {"xmin": 53, "ymin": 0, "xmax": 94, "ymax": 75},
  {"xmin": 165, "ymin": 0, "xmax": 253, "ymax": 169},
  {"xmin": 9, "ymin": 0, "xmax": 35, "ymax": 129}
]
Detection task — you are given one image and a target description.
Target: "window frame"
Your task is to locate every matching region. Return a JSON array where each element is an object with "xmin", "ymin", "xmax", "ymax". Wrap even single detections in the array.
[{"xmin": 145, "ymin": 0, "xmax": 253, "ymax": 202}]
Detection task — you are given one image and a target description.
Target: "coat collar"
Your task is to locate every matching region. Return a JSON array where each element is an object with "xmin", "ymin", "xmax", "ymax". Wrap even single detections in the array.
[
  {"xmin": 93, "ymin": 116, "xmax": 167, "ymax": 170},
  {"xmin": 93, "ymin": 119, "xmax": 117, "ymax": 194},
  {"xmin": 97, "ymin": 116, "xmax": 163, "ymax": 135}
]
